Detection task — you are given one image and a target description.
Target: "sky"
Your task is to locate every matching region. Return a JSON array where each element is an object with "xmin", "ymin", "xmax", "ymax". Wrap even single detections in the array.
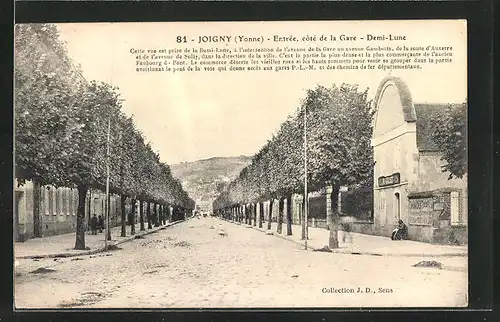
[{"xmin": 55, "ymin": 20, "xmax": 467, "ymax": 165}]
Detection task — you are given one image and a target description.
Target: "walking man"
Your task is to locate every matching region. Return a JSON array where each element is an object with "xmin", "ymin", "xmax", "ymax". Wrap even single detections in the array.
[
  {"xmin": 90, "ymin": 214, "xmax": 98, "ymax": 235},
  {"xmin": 98, "ymin": 215, "xmax": 104, "ymax": 233}
]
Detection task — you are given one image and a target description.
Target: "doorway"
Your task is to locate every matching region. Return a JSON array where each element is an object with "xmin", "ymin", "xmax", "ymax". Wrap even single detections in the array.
[{"xmin": 395, "ymin": 192, "xmax": 401, "ymax": 222}]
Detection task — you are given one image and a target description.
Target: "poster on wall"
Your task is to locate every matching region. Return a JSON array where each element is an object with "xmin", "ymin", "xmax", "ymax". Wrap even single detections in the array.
[
  {"xmin": 408, "ymin": 197, "xmax": 434, "ymax": 226},
  {"xmin": 14, "ymin": 20, "xmax": 468, "ymax": 309}
]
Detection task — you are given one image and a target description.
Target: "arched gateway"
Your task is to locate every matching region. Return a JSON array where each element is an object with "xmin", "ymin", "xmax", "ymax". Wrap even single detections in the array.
[{"xmin": 371, "ymin": 77, "xmax": 467, "ymax": 243}]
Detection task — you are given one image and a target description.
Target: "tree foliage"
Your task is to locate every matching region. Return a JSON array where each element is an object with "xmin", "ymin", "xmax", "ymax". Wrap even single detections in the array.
[
  {"xmin": 430, "ymin": 102, "xmax": 467, "ymax": 180},
  {"xmin": 213, "ymin": 83, "xmax": 374, "ymax": 211},
  {"xmin": 15, "ymin": 23, "xmax": 194, "ymax": 248}
]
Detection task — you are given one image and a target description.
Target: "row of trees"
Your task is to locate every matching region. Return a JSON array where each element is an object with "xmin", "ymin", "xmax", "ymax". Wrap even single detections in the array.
[
  {"xmin": 15, "ymin": 24, "xmax": 194, "ymax": 249},
  {"xmin": 213, "ymin": 86, "xmax": 467, "ymax": 249},
  {"xmin": 213, "ymin": 84, "xmax": 375, "ymax": 248}
]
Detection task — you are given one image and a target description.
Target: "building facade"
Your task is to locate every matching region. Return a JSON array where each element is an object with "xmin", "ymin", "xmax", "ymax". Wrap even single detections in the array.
[
  {"xmin": 14, "ymin": 179, "xmax": 122, "ymax": 242},
  {"xmin": 363, "ymin": 76, "xmax": 467, "ymax": 243}
]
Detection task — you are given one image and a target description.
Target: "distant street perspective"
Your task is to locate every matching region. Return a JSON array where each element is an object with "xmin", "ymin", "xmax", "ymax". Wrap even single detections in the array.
[{"xmin": 14, "ymin": 21, "xmax": 468, "ymax": 308}]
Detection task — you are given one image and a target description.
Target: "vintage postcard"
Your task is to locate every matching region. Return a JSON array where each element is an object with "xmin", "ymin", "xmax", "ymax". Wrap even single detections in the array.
[{"xmin": 14, "ymin": 20, "xmax": 468, "ymax": 308}]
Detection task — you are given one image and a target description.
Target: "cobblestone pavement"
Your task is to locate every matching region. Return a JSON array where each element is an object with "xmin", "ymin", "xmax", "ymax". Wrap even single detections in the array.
[{"xmin": 14, "ymin": 217, "xmax": 468, "ymax": 308}]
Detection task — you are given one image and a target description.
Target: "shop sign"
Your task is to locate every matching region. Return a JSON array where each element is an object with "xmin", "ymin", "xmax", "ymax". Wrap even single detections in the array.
[{"xmin": 378, "ymin": 173, "xmax": 400, "ymax": 187}]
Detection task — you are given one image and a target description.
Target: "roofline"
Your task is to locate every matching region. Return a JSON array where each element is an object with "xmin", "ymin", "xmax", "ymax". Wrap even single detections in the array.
[{"xmin": 373, "ymin": 76, "xmax": 417, "ymax": 123}]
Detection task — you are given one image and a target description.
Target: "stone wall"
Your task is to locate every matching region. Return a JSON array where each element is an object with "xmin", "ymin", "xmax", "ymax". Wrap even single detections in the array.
[{"xmin": 411, "ymin": 152, "xmax": 468, "ymax": 226}]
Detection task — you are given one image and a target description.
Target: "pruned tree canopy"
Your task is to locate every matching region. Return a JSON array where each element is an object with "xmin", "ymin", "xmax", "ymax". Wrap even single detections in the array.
[
  {"xmin": 213, "ymin": 84, "xmax": 374, "ymax": 210},
  {"xmin": 15, "ymin": 23, "xmax": 195, "ymax": 210}
]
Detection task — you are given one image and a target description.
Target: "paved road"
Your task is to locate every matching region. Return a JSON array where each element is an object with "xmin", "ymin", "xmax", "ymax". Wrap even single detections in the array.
[{"xmin": 14, "ymin": 217, "xmax": 467, "ymax": 308}]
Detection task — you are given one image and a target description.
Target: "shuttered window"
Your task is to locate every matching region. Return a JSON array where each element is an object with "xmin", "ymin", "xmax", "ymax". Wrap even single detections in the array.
[
  {"xmin": 44, "ymin": 186, "xmax": 50, "ymax": 215},
  {"xmin": 56, "ymin": 188, "xmax": 62, "ymax": 215},
  {"xmin": 61, "ymin": 188, "xmax": 67, "ymax": 215},
  {"xmin": 68, "ymin": 189, "xmax": 73, "ymax": 216},
  {"xmin": 50, "ymin": 187, "xmax": 55, "ymax": 215},
  {"xmin": 73, "ymin": 190, "xmax": 78, "ymax": 216}
]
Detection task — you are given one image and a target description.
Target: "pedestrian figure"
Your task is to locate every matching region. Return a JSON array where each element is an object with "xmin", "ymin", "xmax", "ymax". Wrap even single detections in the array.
[
  {"xmin": 340, "ymin": 216, "xmax": 356, "ymax": 244},
  {"xmin": 391, "ymin": 219, "xmax": 409, "ymax": 240},
  {"xmin": 90, "ymin": 214, "xmax": 98, "ymax": 235},
  {"xmin": 98, "ymin": 215, "xmax": 104, "ymax": 233},
  {"xmin": 128, "ymin": 210, "xmax": 134, "ymax": 226}
]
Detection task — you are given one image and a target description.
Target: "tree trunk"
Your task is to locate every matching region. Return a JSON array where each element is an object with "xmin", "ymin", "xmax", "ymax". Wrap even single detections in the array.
[
  {"xmin": 147, "ymin": 201, "xmax": 152, "ymax": 229},
  {"xmin": 167, "ymin": 204, "xmax": 171, "ymax": 222},
  {"xmin": 267, "ymin": 199, "xmax": 274, "ymax": 230},
  {"xmin": 139, "ymin": 200, "xmax": 145, "ymax": 231},
  {"xmin": 253, "ymin": 203, "xmax": 257, "ymax": 226},
  {"xmin": 106, "ymin": 193, "xmax": 112, "ymax": 241},
  {"xmin": 328, "ymin": 184, "xmax": 341, "ymax": 249},
  {"xmin": 152, "ymin": 203, "xmax": 157, "ymax": 226},
  {"xmin": 277, "ymin": 197, "xmax": 284, "ymax": 234},
  {"xmin": 120, "ymin": 195, "xmax": 127, "ymax": 237},
  {"xmin": 301, "ymin": 194, "xmax": 306, "ymax": 240},
  {"xmin": 75, "ymin": 185, "xmax": 88, "ymax": 250},
  {"xmin": 258, "ymin": 202, "xmax": 263, "ymax": 228},
  {"xmin": 32, "ymin": 179, "xmax": 42, "ymax": 238},
  {"xmin": 286, "ymin": 194, "xmax": 292, "ymax": 236},
  {"xmin": 87, "ymin": 189, "xmax": 92, "ymax": 231},
  {"xmin": 131, "ymin": 199, "xmax": 136, "ymax": 235},
  {"xmin": 154, "ymin": 204, "xmax": 160, "ymax": 227}
]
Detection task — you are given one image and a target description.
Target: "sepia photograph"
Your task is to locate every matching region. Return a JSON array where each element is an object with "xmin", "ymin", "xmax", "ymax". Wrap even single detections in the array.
[{"xmin": 13, "ymin": 20, "xmax": 468, "ymax": 309}]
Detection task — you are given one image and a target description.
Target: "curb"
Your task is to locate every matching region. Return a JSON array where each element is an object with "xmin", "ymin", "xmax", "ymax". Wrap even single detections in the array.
[
  {"xmin": 220, "ymin": 219, "xmax": 320, "ymax": 251},
  {"xmin": 15, "ymin": 219, "xmax": 187, "ymax": 260},
  {"xmin": 221, "ymin": 218, "xmax": 467, "ymax": 257},
  {"xmin": 249, "ymin": 224, "xmax": 322, "ymax": 252}
]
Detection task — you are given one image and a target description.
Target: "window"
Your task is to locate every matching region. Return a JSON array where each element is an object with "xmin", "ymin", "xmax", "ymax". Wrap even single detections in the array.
[
  {"xmin": 61, "ymin": 188, "xmax": 67, "ymax": 216},
  {"xmin": 66, "ymin": 188, "xmax": 71, "ymax": 216},
  {"xmin": 73, "ymin": 189, "xmax": 78, "ymax": 216},
  {"xmin": 44, "ymin": 186, "xmax": 50, "ymax": 215},
  {"xmin": 68, "ymin": 188, "xmax": 73, "ymax": 216},
  {"xmin": 56, "ymin": 188, "xmax": 62, "ymax": 215},
  {"xmin": 450, "ymin": 191, "xmax": 462, "ymax": 226},
  {"xmin": 50, "ymin": 186, "xmax": 56, "ymax": 215}
]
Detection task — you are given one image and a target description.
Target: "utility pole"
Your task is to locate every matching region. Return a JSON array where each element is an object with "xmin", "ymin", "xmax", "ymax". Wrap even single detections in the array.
[
  {"xmin": 105, "ymin": 59, "xmax": 114, "ymax": 247},
  {"xmin": 304, "ymin": 105, "xmax": 308, "ymax": 250},
  {"xmin": 105, "ymin": 113, "xmax": 111, "ymax": 248}
]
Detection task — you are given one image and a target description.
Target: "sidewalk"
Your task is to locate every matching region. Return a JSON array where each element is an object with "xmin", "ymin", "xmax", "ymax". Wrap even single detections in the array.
[
  {"xmin": 14, "ymin": 220, "xmax": 186, "ymax": 259},
  {"xmin": 224, "ymin": 219, "xmax": 467, "ymax": 257}
]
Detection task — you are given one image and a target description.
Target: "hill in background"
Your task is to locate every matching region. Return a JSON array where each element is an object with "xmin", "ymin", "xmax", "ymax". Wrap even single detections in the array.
[{"xmin": 170, "ymin": 156, "xmax": 252, "ymax": 212}]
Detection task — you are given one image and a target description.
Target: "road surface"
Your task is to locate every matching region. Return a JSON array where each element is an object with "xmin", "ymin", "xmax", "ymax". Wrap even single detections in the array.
[{"xmin": 14, "ymin": 217, "xmax": 467, "ymax": 308}]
